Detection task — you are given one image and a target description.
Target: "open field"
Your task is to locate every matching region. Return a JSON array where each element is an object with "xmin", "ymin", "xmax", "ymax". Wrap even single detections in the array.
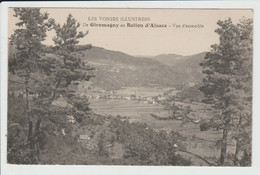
[
  {"xmin": 89, "ymin": 98, "xmax": 167, "ymax": 117},
  {"xmin": 116, "ymin": 86, "xmax": 175, "ymax": 97}
]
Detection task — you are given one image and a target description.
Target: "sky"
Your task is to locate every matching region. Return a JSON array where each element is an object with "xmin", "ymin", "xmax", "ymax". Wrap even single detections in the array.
[{"xmin": 8, "ymin": 8, "xmax": 253, "ymax": 56}]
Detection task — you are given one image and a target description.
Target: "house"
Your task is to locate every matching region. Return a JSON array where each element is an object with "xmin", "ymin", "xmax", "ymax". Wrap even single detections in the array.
[
  {"xmin": 188, "ymin": 82, "xmax": 195, "ymax": 87},
  {"xmin": 79, "ymin": 134, "xmax": 91, "ymax": 141},
  {"xmin": 52, "ymin": 95, "xmax": 73, "ymax": 108},
  {"xmin": 107, "ymin": 143, "xmax": 113, "ymax": 148},
  {"xmin": 158, "ymin": 96, "xmax": 166, "ymax": 101},
  {"xmin": 67, "ymin": 115, "xmax": 76, "ymax": 124},
  {"xmin": 61, "ymin": 128, "xmax": 66, "ymax": 136},
  {"xmin": 123, "ymin": 96, "xmax": 131, "ymax": 100}
]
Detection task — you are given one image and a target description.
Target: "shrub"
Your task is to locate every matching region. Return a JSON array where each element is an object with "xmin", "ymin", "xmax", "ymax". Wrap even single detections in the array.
[{"xmin": 200, "ymin": 122, "xmax": 209, "ymax": 131}]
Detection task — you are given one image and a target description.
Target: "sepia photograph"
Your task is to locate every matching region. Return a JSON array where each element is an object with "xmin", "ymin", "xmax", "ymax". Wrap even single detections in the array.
[
  {"xmin": 5, "ymin": 7, "xmax": 254, "ymax": 166},
  {"xmin": 1, "ymin": 2, "xmax": 260, "ymax": 174}
]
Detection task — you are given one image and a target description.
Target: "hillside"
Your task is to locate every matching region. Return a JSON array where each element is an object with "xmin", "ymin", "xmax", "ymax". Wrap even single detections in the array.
[
  {"xmin": 78, "ymin": 46, "xmax": 206, "ymax": 90},
  {"xmin": 8, "ymin": 44, "xmax": 206, "ymax": 90},
  {"xmin": 172, "ymin": 52, "xmax": 207, "ymax": 83},
  {"xmin": 150, "ymin": 54, "xmax": 184, "ymax": 66},
  {"xmin": 149, "ymin": 52, "xmax": 207, "ymax": 83}
]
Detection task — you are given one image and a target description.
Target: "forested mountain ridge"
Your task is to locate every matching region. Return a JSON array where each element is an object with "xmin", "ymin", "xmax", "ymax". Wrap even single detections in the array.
[
  {"xmin": 8, "ymin": 44, "xmax": 206, "ymax": 90},
  {"xmin": 77, "ymin": 46, "xmax": 206, "ymax": 90},
  {"xmin": 150, "ymin": 52, "xmax": 207, "ymax": 84}
]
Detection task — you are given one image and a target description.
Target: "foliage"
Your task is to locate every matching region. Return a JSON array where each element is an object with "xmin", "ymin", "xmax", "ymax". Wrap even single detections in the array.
[
  {"xmin": 50, "ymin": 13, "xmax": 95, "ymax": 119},
  {"xmin": 9, "ymin": 7, "xmax": 55, "ymax": 151},
  {"xmin": 8, "ymin": 9, "xmax": 94, "ymax": 163},
  {"xmin": 199, "ymin": 121, "xmax": 209, "ymax": 131},
  {"xmin": 177, "ymin": 83, "xmax": 204, "ymax": 102},
  {"xmin": 7, "ymin": 94, "xmax": 38, "ymax": 164},
  {"xmin": 109, "ymin": 116, "xmax": 191, "ymax": 165},
  {"xmin": 200, "ymin": 17, "xmax": 253, "ymax": 166},
  {"xmin": 9, "ymin": 8, "xmax": 54, "ymax": 75}
]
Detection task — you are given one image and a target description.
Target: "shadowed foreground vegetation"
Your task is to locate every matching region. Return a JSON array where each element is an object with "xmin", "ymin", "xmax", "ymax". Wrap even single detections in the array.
[{"xmin": 8, "ymin": 94, "xmax": 191, "ymax": 165}]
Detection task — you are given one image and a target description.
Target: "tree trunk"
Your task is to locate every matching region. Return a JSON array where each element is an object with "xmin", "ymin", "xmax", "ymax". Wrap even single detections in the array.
[
  {"xmin": 220, "ymin": 127, "xmax": 228, "ymax": 165},
  {"xmin": 28, "ymin": 121, "xmax": 34, "ymax": 148},
  {"xmin": 178, "ymin": 150, "xmax": 217, "ymax": 166},
  {"xmin": 234, "ymin": 139, "xmax": 240, "ymax": 166},
  {"xmin": 50, "ymin": 76, "xmax": 62, "ymax": 103},
  {"xmin": 25, "ymin": 76, "xmax": 33, "ymax": 148},
  {"xmin": 34, "ymin": 117, "xmax": 42, "ymax": 149},
  {"xmin": 234, "ymin": 114, "xmax": 242, "ymax": 166}
]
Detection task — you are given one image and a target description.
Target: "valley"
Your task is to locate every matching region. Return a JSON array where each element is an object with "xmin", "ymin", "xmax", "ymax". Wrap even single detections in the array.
[
  {"xmin": 84, "ymin": 86, "xmax": 235, "ymax": 166},
  {"xmin": 68, "ymin": 46, "xmax": 235, "ymax": 165},
  {"xmin": 7, "ymin": 45, "xmax": 238, "ymax": 165}
]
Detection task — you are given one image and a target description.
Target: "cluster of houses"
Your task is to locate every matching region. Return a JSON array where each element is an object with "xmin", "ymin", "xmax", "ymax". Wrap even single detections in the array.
[{"xmin": 81, "ymin": 88, "xmax": 171, "ymax": 105}]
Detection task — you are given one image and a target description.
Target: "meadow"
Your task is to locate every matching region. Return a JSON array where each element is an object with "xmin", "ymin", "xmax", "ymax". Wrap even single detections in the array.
[{"xmin": 116, "ymin": 86, "xmax": 174, "ymax": 97}]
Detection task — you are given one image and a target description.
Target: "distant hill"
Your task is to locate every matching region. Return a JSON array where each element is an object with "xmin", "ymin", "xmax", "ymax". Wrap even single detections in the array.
[
  {"xmin": 149, "ymin": 52, "xmax": 207, "ymax": 83},
  {"xmin": 172, "ymin": 52, "xmax": 207, "ymax": 83},
  {"xmin": 78, "ymin": 46, "xmax": 185, "ymax": 90},
  {"xmin": 8, "ymin": 44, "xmax": 207, "ymax": 91},
  {"xmin": 79, "ymin": 46, "xmax": 206, "ymax": 90},
  {"xmin": 150, "ymin": 54, "xmax": 184, "ymax": 66}
]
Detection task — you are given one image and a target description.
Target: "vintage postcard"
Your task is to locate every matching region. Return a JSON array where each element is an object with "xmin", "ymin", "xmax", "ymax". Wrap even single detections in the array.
[{"xmin": 1, "ymin": 1, "xmax": 260, "ymax": 175}]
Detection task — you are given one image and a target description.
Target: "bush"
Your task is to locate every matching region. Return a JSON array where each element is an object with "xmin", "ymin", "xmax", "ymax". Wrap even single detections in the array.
[
  {"xmin": 200, "ymin": 122, "xmax": 209, "ymax": 131},
  {"xmin": 109, "ymin": 116, "xmax": 191, "ymax": 165}
]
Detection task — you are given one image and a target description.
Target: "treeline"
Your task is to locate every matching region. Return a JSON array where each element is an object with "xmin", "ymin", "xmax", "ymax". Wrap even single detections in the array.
[{"xmin": 176, "ymin": 83, "xmax": 204, "ymax": 102}]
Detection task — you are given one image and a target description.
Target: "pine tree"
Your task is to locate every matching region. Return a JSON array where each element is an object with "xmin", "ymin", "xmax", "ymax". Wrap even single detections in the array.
[
  {"xmin": 30, "ymin": 13, "xmax": 95, "ymax": 148},
  {"xmin": 51, "ymin": 14, "xmax": 95, "ymax": 120},
  {"xmin": 230, "ymin": 18, "xmax": 253, "ymax": 166},
  {"xmin": 200, "ymin": 18, "xmax": 253, "ymax": 165},
  {"xmin": 9, "ymin": 10, "xmax": 94, "ymax": 152},
  {"xmin": 9, "ymin": 8, "xmax": 54, "ymax": 148}
]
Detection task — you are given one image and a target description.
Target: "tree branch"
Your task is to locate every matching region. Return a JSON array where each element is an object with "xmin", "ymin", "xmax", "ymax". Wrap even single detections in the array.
[{"xmin": 178, "ymin": 150, "xmax": 218, "ymax": 166}]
